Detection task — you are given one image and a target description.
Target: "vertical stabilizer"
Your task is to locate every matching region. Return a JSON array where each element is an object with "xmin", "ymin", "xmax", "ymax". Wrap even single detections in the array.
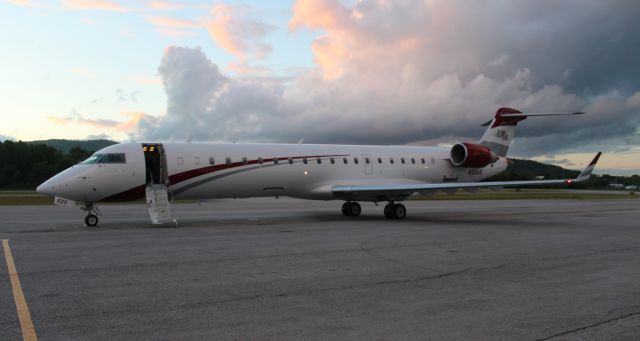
[{"xmin": 479, "ymin": 107, "xmax": 526, "ymax": 157}]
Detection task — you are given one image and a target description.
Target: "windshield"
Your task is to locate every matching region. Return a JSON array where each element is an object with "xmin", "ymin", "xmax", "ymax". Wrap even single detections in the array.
[{"xmin": 80, "ymin": 153, "xmax": 126, "ymax": 164}]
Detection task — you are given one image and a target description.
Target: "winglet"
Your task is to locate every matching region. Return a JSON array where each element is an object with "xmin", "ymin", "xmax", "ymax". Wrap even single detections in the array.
[{"xmin": 573, "ymin": 152, "xmax": 602, "ymax": 182}]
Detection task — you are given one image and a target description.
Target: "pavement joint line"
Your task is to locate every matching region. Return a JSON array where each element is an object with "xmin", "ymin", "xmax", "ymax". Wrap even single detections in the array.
[{"xmin": 2, "ymin": 239, "xmax": 38, "ymax": 341}]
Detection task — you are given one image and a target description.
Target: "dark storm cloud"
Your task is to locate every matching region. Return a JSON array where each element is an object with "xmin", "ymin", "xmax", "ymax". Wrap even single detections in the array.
[{"xmin": 137, "ymin": 0, "xmax": 640, "ymax": 158}]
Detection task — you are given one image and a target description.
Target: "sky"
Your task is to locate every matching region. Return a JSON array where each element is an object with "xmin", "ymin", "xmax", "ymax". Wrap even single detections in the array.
[{"xmin": 0, "ymin": 0, "xmax": 639, "ymax": 176}]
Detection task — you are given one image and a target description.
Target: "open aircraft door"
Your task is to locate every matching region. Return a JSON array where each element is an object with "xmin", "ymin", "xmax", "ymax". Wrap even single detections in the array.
[{"xmin": 142, "ymin": 144, "xmax": 175, "ymax": 225}]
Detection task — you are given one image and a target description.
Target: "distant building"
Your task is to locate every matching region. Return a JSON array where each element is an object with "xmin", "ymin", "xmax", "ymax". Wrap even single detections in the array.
[
  {"xmin": 609, "ymin": 183, "xmax": 625, "ymax": 189},
  {"xmin": 625, "ymin": 185, "xmax": 638, "ymax": 190},
  {"xmin": 535, "ymin": 176, "xmax": 545, "ymax": 180}
]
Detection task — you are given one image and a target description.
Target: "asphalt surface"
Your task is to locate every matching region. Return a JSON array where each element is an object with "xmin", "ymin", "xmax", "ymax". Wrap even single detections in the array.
[{"xmin": 0, "ymin": 198, "xmax": 639, "ymax": 340}]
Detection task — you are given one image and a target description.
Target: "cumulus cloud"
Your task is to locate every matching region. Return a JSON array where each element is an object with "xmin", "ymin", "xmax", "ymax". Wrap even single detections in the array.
[
  {"xmin": 204, "ymin": 4, "xmax": 275, "ymax": 63},
  {"xmin": 136, "ymin": 1, "xmax": 639, "ymax": 160}
]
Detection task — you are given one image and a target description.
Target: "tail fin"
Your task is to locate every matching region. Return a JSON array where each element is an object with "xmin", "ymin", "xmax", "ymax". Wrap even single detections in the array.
[{"xmin": 479, "ymin": 107, "xmax": 584, "ymax": 157}]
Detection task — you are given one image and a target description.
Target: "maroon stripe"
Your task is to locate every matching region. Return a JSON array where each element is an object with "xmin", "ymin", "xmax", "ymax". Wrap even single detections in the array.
[
  {"xmin": 169, "ymin": 154, "xmax": 349, "ymax": 185},
  {"xmin": 101, "ymin": 184, "xmax": 146, "ymax": 202}
]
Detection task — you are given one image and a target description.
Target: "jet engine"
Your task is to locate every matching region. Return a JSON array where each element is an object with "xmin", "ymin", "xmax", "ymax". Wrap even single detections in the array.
[{"xmin": 450, "ymin": 142, "xmax": 499, "ymax": 168}]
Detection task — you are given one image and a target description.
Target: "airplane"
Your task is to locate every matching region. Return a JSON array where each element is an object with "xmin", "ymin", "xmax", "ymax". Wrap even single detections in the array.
[{"xmin": 36, "ymin": 107, "xmax": 601, "ymax": 226}]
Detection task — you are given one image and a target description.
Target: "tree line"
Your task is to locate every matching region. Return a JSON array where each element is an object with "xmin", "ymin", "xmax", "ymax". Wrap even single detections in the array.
[{"xmin": 0, "ymin": 141, "xmax": 93, "ymax": 189}]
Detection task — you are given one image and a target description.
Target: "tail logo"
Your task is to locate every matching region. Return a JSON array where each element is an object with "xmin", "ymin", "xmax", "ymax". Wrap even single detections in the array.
[{"xmin": 494, "ymin": 130, "xmax": 509, "ymax": 141}]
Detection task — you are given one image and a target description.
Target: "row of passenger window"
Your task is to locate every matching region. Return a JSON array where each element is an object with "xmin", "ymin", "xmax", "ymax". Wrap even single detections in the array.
[{"xmin": 177, "ymin": 156, "xmax": 437, "ymax": 166}]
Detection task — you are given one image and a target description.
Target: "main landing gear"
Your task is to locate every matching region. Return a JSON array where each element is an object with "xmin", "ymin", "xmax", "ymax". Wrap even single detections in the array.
[
  {"xmin": 341, "ymin": 201, "xmax": 407, "ymax": 219},
  {"xmin": 81, "ymin": 202, "xmax": 101, "ymax": 227},
  {"xmin": 342, "ymin": 201, "xmax": 362, "ymax": 217},
  {"xmin": 384, "ymin": 202, "xmax": 406, "ymax": 220}
]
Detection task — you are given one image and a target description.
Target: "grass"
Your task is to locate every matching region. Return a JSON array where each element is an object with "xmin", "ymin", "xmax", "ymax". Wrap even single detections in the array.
[{"xmin": 0, "ymin": 192, "xmax": 52, "ymax": 205}]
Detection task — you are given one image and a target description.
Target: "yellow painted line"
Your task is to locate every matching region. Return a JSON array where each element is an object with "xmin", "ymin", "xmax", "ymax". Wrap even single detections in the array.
[{"xmin": 2, "ymin": 239, "xmax": 38, "ymax": 341}]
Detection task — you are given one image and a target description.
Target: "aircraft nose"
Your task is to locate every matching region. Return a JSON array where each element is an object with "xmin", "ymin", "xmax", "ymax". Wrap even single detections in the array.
[{"xmin": 36, "ymin": 179, "xmax": 55, "ymax": 196}]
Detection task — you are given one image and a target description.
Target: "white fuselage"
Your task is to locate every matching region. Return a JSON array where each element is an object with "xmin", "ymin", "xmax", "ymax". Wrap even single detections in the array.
[{"xmin": 37, "ymin": 142, "xmax": 508, "ymax": 203}]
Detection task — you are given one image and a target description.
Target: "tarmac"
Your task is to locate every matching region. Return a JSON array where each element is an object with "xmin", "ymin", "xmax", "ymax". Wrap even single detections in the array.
[{"xmin": 0, "ymin": 198, "xmax": 639, "ymax": 340}]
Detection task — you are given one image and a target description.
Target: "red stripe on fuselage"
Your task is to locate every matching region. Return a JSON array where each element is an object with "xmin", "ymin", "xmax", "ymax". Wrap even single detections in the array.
[{"xmin": 169, "ymin": 154, "xmax": 349, "ymax": 185}]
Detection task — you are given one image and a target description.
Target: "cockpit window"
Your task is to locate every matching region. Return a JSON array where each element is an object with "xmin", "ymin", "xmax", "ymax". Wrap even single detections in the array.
[
  {"xmin": 81, "ymin": 153, "xmax": 126, "ymax": 164},
  {"xmin": 81, "ymin": 154, "xmax": 101, "ymax": 164}
]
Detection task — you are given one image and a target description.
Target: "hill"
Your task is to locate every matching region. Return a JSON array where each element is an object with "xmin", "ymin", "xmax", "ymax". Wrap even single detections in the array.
[
  {"xmin": 28, "ymin": 139, "xmax": 117, "ymax": 153},
  {"xmin": 489, "ymin": 158, "xmax": 580, "ymax": 181}
]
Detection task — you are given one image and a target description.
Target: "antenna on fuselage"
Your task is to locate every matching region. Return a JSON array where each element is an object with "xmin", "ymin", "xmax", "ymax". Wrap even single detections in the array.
[
  {"xmin": 186, "ymin": 136, "xmax": 193, "ymax": 143},
  {"xmin": 297, "ymin": 139, "xmax": 304, "ymax": 145}
]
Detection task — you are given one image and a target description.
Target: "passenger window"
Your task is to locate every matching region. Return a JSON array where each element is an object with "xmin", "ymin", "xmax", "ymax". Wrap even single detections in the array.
[
  {"xmin": 330, "ymin": 158, "xmax": 335, "ymax": 164},
  {"xmin": 390, "ymin": 158, "xmax": 394, "ymax": 164},
  {"xmin": 401, "ymin": 157, "xmax": 405, "ymax": 164},
  {"xmin": 411, "ymin": 158, "xmax": 415, "ymax": 164},
  {"xmin": 317, "ymin": 158, "xmax": 322, "ymax": 164},
  {"xmin": 288, "ymin": 158, "xmax": 293, "ymax": 164},
  {"xmin": 421, "ymin": 158, "xmax": 425, "ymax": 164},
  {"xmin": 177, "ymin": 157, "xmax": 184, "ymax": 165},
  {"xmin": 194, "ymin": 157, "xmax": 200, "ymax": 165},
  {"xmin": 303, "ymin": 158, "xmax": 308, "ymax": 164},
  {"xmin": 258, "ymin": 157, "xmax": 263, "ymax": 164},
  {"xmin": 209, "ymin": 157, "xmax": 215, "ymax": 165},
  {"xmin": 365, "ymin": 157, "xmax": 370, "ymax": 164},
  {"xmin": 354, "ymin": 157, "xmax": 359, "ymax": 164},
  {"xmin": 377, "ymin": 157, "xmax": 382, "ymax": 164},
  {"xmin": 226, "ymin": 157, "xmax": 231, "ymax": 165},
  {"xmin": 343, "ymin": 157, "xmax": 348, "ymax": 164}
]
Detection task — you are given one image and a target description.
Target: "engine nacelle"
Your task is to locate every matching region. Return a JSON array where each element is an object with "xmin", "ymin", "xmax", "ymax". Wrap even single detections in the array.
[{"xmin": 450, "ymin": 142, "xmax": 499, "ymax": 168}]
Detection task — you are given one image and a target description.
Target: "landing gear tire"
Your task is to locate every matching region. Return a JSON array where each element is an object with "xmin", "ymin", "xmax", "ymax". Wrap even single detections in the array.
[
  {"xmin": 341, "ymin": 202, "xmax": 361, "ymax": 217},
  {"xmin": 384, "ymin": 203, "xmax": 406, "ymax": 219},
  {"xmin": 384, "ymin": 203, "xmax": 394, "ymax": 219},
  {"xmin": 341, "ymin": 202, "xmax": 351, "ymax": 216},
  {"xmin": 349, "ymin": 202, "xmax": 361, "ymax": 217},
  {"xmin": 81, "ymin": 202, "xmax": 101, "ymax": 227},
  {"xmin": 85, "ymin": 214, "xmax": 99, "ymax": 227},
  {"xmin": 391, "ymin": 203, "xmax": 406, "ymax": 220}
]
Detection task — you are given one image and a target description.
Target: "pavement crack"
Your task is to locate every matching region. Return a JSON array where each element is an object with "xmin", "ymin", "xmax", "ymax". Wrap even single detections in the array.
[{"xmin": 536, "ymin": 311, "xmax": 640, "ymax": 340}]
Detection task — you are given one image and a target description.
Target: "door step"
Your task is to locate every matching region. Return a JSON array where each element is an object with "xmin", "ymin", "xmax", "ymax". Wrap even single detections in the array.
[{"xmin": 145, "ymin": 184, "xmax": 175, "ymax": 225}]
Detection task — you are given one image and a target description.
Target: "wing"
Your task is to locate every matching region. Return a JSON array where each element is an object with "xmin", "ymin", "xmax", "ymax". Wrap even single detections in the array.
[{"xmin": 332, "ymin": 152, "xmax": 601, "ymax": 201}]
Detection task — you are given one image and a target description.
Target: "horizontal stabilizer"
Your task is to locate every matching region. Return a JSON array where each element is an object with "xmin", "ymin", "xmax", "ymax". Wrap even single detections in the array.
[{"xmin": 499, "ymin": 112, "xmax": 585, "ymax": 117}]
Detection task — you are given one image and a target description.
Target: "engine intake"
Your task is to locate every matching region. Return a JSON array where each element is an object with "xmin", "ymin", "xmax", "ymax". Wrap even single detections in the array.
[{"xmin": 450, "ymin": 143, "xmax": 499, "ymax": 168}]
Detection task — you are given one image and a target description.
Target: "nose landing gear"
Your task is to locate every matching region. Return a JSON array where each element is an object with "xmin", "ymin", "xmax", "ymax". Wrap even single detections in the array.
[{"xmin": 81, "ymin": 203, "xmax": 101, "ymax": 227}]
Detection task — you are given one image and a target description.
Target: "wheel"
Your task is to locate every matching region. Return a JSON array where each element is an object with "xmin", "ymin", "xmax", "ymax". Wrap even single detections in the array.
[
  {"xmin": 384, "ymin": 203, "xmax": 394, "ymax": 219},
  {"xmin": 85, "ymin": 214, "xmax": 99, "ymax": 226},
  {"xmin": 341, "ymin": 202, "xmax": 352, "ymax": 216},
  {"xmin": 349, "ymin": 202, "xmax": 362, "ymax": 217},
  {"xmin": 392, "ymin": 204, "xmax": 406, "ymax": 220}
]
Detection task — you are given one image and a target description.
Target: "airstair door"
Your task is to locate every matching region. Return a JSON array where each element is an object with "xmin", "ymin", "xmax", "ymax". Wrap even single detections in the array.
[
  {"xmin": 145, "ymin": 184, "xmax": 174, "ymax": 224},
  {"xmin": 142, "ymin": 144, "xmax": 174, "ymax": 225}
]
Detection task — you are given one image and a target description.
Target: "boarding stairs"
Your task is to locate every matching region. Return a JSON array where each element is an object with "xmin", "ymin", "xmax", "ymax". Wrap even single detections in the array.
[{"xmin": 145, "ymin": 184, "xmax": 174, "ymax": 225}]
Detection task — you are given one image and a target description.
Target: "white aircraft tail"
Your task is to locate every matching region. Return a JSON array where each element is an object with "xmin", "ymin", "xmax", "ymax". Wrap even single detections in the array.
[
  {"xmin": 145, "ymin": 184, "xmax": 175, "ymax": 225},
  {"xmin": 479, "ymin": 107, "xmax": 584, "ymax": 157}
]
